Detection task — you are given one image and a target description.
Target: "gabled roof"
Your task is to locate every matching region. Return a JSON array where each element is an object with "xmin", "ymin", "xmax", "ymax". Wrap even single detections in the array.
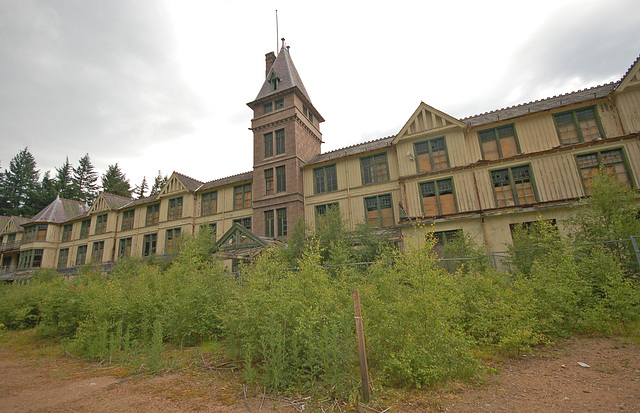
[
  {"xmin": 120, "ymin": 194, "xmax": 159, "ymax": 210},
  {"xmin": 1, "ymin": 216, "xmax": 30, "ymax": 234},
  {"xmin": 462, "ymin": 82, "xmax": 617, "ymax": 128},
  {"xmin": 307, "ymin": 135, "xmax": 395, "ymax": 166},
  {"xmin": 216, "ymin": 222, "xmax": 267, "ymax": 251},
  {"xmin": 198, "ymin": 171, "xmax": 253, "ymax": 192},
  {"xmin": 28, "ymin": 196, "xmax": 89, "ymax": 224},
  {"xmin": 394, "ymin": 102, "xmax": 467, "ymax": 143},
  {"xmin": 88, "ymin": 192, "xmax": 132, "ymax": 214},
  {"xmin": 252, "ymin": 44, "xmax": 312, "ymax": 103},
  {"xmin": 158, "ymin": 172, "xmax": 204, "ymax": 197},
  {"xmin": 615, "ymin": 53, "xmax": 640, "ymax": 93}
]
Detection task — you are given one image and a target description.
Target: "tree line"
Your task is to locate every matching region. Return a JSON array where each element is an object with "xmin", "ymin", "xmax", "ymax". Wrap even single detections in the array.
[{"xmin": 0, "ymin": 147, "xmax": 169, "ymax": 218}]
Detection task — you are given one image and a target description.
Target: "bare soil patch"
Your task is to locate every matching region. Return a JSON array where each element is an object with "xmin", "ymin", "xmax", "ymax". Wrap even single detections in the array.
[{"xmin": 0, "ymin": 335, "xmax": 638, "ymax": 412}]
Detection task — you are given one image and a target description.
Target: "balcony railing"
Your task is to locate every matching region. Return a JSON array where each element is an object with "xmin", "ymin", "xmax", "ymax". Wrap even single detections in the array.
[{"xmin": 0, "ymin": 241, "xmax": 21, "ymax": 252}]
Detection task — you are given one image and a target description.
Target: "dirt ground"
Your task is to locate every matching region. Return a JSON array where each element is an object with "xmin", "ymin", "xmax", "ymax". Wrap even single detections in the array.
[{"xmin": 0, "ymin": 336, "xmax": 638, "ymax": 412}]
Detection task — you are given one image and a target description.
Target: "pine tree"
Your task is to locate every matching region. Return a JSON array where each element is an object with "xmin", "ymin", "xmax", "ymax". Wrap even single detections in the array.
[
  {"xmin": 72, "ymin": 153, "xmax": 99, "ymax": 204},
  {"xmin": 54, "ymin": 157, "xmax": 74, "ymax": 199},
  {"xmin": 26, "ymin": 170, "xmax": 58, "ymax": 215},
  {"xmin": 133, "ymin": 176, "xmax": 148, "ymax": 199},
  {"xmin": 0, "ymin": 147, "xmax": 40, "ymax": 216},
  {"xmin": 101, "ymin": 163, "xmax": 132, "ymax": 197},
  {"xmin": 149, "ymin": 171, "xmax": 168, "ymax": 196}
]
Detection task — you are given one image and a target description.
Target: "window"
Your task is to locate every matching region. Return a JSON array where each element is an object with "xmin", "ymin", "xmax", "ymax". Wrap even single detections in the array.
[
  {"xmin": 79, "ymin": 219, "xmax": 90, "ymax": 239},
  {"xmin": 36, "ymin": 224, "xmax": 47, "ymax": 241},
  {"xmin": 264, "ymin": 132, "xmax": 273, "ymax": 158},
  {"xmin": 264, "ymin": 169, "xmax": 274, "ymax": 195},
  {"xmin": 200, "ymin": 222, "xmax": 217, "ymax": 239},
  {"xmin": 122, "ymin": 210, "xmax": 135, "ymax": 231},
  {"xmin": 264, "ymin": 102, "xmax": 273, "ymax": 114},
  {"xmin": 166, "ymin": 227, "xmax": 182, "ymax": 254},
  {"xmin": 364, "ymin": 194, "xmax": 394, "ymax": 227},
  {"xmin": 146, "ymin": 204, "xmax": 160, "ymax": 226},
  {"xmin": 233, "ymin": 217, "xmax": 252, "ymax": 230},
  {"xmin": 61, "ymin": 224, "xmax": 73, "ymax": 242},
  {"xmin": 58, "ymin": 248, "xmax": 69, "ymax": 269},
  {"xmin": 275, "ymin": 129, "xmax": 285, "ymax": 155},
  {"xmin": 91, "ymin": 241, "xmax": 104, "ymax": 263},
  {"xmin": 22, "ymin": 226, "xmax": 36, "ymax": 243},
  {"xmin": 491, "ymin": 165, "xmax": 536, "ymax": 207},
  {"xmin": 76, "ymin": 245, "xmax": 88, "ymax": 266},
  {"xmin": 277, "ymin": 208, "xmax": 287, "ymax": 236},
  {"xmin": 142, "ymin": 233, "xmax": 157, "ymax": 257},
  {"xmin": 118, "ymin": 238, "xmax": 132, "ymax": 258},
  {"xmin": 554, "ymin": 106, "xmax": 603, "ymax": 145},
  {"xmin": 18, "ymin": 249, "xmax": 43, "ymax": 269},
  {"xmin": 576, "ymin": 149, "xmax": 631, "ymax": 193},
  {"xmin": 414, "ymin": 137, "xmax": 448, "ymax": 172},
  {"xmin": 264, "ymin": 210, "xmax": 275, "ymax": 237},
  {"xmin": 509, "ymin": 219, "xmax": 557, "ymax": 240},
  {"xmin": 168, "ymin": 197, "xmax": 183, "ymax": 220},
  {"xmin": 478, "ymin": 124, "xmax": 519, "ymax": 160},
  {"xmin": 313, "ymin": 164, "xmax": 338, "ymax": 194},
  {"xmin": 315, "ymin": 203, "xmax": 339, "ymax": 221},
  {"xmin": 420, "ymin": 178, "xmax": 457, "ymax": 216},
  {"xmin": 434, "ymin": 230, "xmax": 462, "ymax": 246},
  {"xmin": 201, "ymin": 191, "xmax": 217, "ymax": 216},
  {"xmin": 269, "ymin": 71, "xmax": 279, "ymax": 91},
  {"xmin": 303, "ymin": 105, "xmax": 313, "ymax": 122},
  {"xmin": 234, "ymin": 184, "xmax": 252, "ymax": 209},
  {"xmin": 95, "ymin": 214, "xmax": 107, "ymax": 234},
  {"xmin": 361, "ymin": 153, "xmax": 390, "ymax": 185},
  {"xmin": 276, "ymin": 165, "xmax": 286, "ymax": 193},
  {"xmin": 274, "ymin": 98, "xmax": 284, "ymax": 110}
]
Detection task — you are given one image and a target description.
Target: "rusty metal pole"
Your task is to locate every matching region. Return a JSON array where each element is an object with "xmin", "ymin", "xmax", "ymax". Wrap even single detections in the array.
[{"xmin": 352, "ymin": 290, "xmax": 371, "ymax": 402}]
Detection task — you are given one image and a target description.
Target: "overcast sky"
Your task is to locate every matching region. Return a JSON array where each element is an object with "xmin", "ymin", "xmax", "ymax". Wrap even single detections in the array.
[{"xmin": 1, "ymin": 0, "xmax": 639, "ymax": 190}]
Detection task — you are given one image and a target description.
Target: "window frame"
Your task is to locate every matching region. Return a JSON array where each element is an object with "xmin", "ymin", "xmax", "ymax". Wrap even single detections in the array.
[
  {"xmin": 79, "ymin": 219, "xmax": 91, "ymax": 239},
  {"xmin": 419, "ymin": 177, "xmax": 458, "ymax": 217},
  {"xmin": 76, "ymin": 245, "xmax": 88, "ymax": 266},
  {"xmin": 118, "ymin": 237, "xmax": 132, "ymax": 258},
  {"xmin": 264, "ymin": 168, "xmax": 274, "ymax": 195},
  {"xmin": 58, "ymin": 248, "xmax": 69, "ymax": 269},
  {"xmin": 95, "ymin": 214, "xmax": 108, "ymax": 234},
  {"xmin": 313, "ymin": 164, "xmax": 338, "ymax": 194},
  {"xmin": 146, "ymin": 204, "xmax": 160, "ymax": 226},
  {"xmin": 575, "ymin": 148, "xmax": 634, "ymax": 194},
  {"xmin": 264, "ymin": 132, "xmax": 273, "ymax": 158},
  {"xmin": 274, "ymin": 98, "xmax": 284, "ymax": 110},
  {"xmin": 264, "ymin": 210, "xmax": 274, "ymax": 237},
  {"xmin": 277, "ymin": 208, "xmax": 287, "ymax": 237},
  {"xmin": 364, "ymin": 194, "xmax": 394, "ymax": 228},
  {"xmin": 233, "ymin": 217, "xmax": 252, "ymax": 231},
  {"xmin": 91, "ymin": 240, "xmax": 104, "ymax": 263},
  {"xmin": 360, "ymin": 153, "xmax": 390, "ymax": 185},
  {"xmin": 490, "ymin": 164, "xmax": 538, "ymax": 207},
  {"xmin": 263, "ymin": 102, "xmax": 273, "ymax": 114},
  {"xmin": 201, "ymin": 191, "xmax": 217, "ymax": 216},
  {"xmin": 167, "ymin": 196, "xmax": 183, "ymax": 221},
  {"xmin": 121, "ymin": 210, "xmax": 135, "ymax": 231},
  {"xmin": 315, "ymin": 203, "xmax": 339, "ymax": 221},
  {"xmin": 477, "ymin": 124, "xmax": 521, "ymax": 160},
  {"xmin": 553, "ymin": 106, "xmax": 604, "ymax": 145},
  {"xmin": 276, "ymin": 165, "xmax": 286, "ymax": 193},
  {"xmin": 61, "ymin": 224, "xmax": 73, "ymax": 242},
  {"xmin": 165, "ymin": 227, "xmax": 182, "ymax": 254},
  {"xmin": 275, "ymin": 128, "xmax": 285, "ymax": 155},
  {"xmin": 142, "ymin": 233, "xmax": 157, "ymax": 257},
  {"xmin": 414, "ymin": 136, "xmax": 450, "ymax": 173},
  {"xmin": 233, "ymin": 184, "xmax": 252, "ymax": 209}
]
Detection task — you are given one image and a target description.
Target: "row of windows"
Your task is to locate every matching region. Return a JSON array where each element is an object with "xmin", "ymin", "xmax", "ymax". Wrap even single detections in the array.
[
  {"xmin": 263, "ymin": 98, "xmax": 284, "ymax": 114},
  {"xmin": 312, "ymin": 148, "xmax": 632, "ymax": 226},
  {"xmin": 22, "ymin": 224, "xmax": 47, "ymax": 243}
]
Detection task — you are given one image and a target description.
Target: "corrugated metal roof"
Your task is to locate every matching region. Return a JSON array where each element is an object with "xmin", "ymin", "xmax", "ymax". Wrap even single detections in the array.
[
  {"xmin": 198, "ymin": 171, "xmax": 253, "ymax": 192},
  {"xmin": 462, "ymin": 82, "xmax": 617, "ymax": 128},
  {"xmin": 28, "ymin": 196, "xmax": 89, "ymax": 224},
  {"xmin": 307, "ymin": 135, "xmax": 395, "ymax": 166}
]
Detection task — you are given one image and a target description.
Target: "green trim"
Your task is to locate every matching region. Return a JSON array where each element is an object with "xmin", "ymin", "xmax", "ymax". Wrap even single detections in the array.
[
  {"xmin": 216, "ymin": 222, "xmax": 267, "ymax": 251},
  {"xmin": 553, "ymin": 105, "xmax": 605, "ymax": 145},
  {"xmin": 489, "ymin": 163, "xmax": 538, "ymax": 207},
  {"xmin": 573, "ymin": 146, "xmax": 635, "ymax": 194},
  {"xmin": 477, "ymin": 123, "xmax": 521, "ymax": 160},
  {"xmin": 413, "ymin": 136, "xmax": 450, "ymax": 174},
  {"xmin": 418, "ymin": 177, "xmax": 458, "ymax": 217}
]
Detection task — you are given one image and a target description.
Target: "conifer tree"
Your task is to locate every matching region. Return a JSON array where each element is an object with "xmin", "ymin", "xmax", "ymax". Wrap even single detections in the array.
[
  {"xmin": 0, "ymin": 147, "xmax": 40, "ymax": 216},
  {"xmin": 101, "ymin": 163, "xmax": 132, "ymax": 197},
  {"xmin": 26, "ymin": 170, "xmax": 58, "ymax": 215},
  {"xmin": 133, "ymin": 176, "xmax": 148, "ymax": 199},
  {"xmin": 72, "ymin": 153, "xmax": 99, "ymax": 204},
  {"xmin": 54, "ymin": 157, "xmax": 74, "ymax": 199},
  {"xmin": 149, "ymin": 171, "xmax": 168, "ymax": 196}
]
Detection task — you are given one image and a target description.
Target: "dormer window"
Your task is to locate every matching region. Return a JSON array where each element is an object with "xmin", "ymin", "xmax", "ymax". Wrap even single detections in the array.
[{"xmin": 268, "ymin": 70, "xmax": 280, "ymax": 91}]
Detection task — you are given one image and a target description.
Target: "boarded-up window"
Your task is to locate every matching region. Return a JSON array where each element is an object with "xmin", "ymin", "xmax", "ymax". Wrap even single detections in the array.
[
  {"xmin": 414, "ymin": 137, "xmax": 449, "ymax": 172},
  {"xmin": 420, "ymin": 178, "xmax": 457, "ymax": 217},
  {"xmin": 121, "ymin": 210, "xmax": 135, "ymax": 231},
  {"xmin": 146, "ymin": 205, "xmax": 159, "ymax": 226},
  {"xmin": 168, "ymin": 197, "xmax": 183, "ymax": 220},
  {"xmin": 361, "ymin": 153, "xmax": 389, "ymax": 185},
  {"xmin": 234, "ymin": 184, "xmax": 252, "ymax": 209},
  {"xmin": 554, "ymin": 107, "xmax": 603, "ymax": 145},
  {"xmin": 577, "ymin": 149, "xmax": 630, "ymax": 193},
  {"xmin": 91, "ymin": 241, "xmax": 104, "ymax": 262},
  {"xmin": 166, "ymin": 227, "xmax": 181, "ymax": 254},
  {"xmin": 491, "ymin": 165, "xmax": 536, "ymax": 207},
  {"xmin": 36, "ymin": 224, "xmax": 47, "ymax": 241},
  {"xmin": 364, "ymin": 194, "xmax": 393, "ymax": 228},
  {"xmin": 95, "ymin": 214, "xmax": 107, "ymax": 234},
  {"xmin": 201, "ymin": 191, "xmax": 217, "ymax": 216},
  {"xmin": 478, "ymin": 124, "xmax": 519, "ymax": 160}
]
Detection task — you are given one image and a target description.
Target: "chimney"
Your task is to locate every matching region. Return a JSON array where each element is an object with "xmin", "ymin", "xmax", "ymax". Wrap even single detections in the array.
[{"xmin": 265, "ymin": 52, "xmax": 276, "ymax": 77}]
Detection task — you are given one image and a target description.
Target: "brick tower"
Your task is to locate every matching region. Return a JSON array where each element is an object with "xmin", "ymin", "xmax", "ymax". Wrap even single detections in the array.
[{"xmin": 247, "ymin": 39, "xmax": 324, "ymax": 238}]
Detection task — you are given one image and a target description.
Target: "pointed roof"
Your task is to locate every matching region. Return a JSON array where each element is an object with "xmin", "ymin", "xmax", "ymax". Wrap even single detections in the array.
[
  {"xmin": 28, "ymin": 196, "xmax": 89, "ymax": 225},
  {"xmin": 615, "ymin": 53, "xmax": 640, "ymax": 93},
  {"xmin": 252, "ymin": 43, "xmax": 312, "ymax": 103},
  {"xmin": 216, "ymin": 222, "xmax": 267, "ymax": 251},
  {"xmin": 394, "ymin": 102, "xmax": 467, "ymax": 144},
  {"xmin": 88, "ymin": 192, "xmax": 133, "ymax": 214},
  {"xmin": 1, "ymin": 216, "xmax": 30, "ymax": 234}
]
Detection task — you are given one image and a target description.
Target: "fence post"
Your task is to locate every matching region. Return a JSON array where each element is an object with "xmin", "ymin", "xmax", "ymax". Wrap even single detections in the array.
[
  {"xmin": 352, "ymin": 290, "xmax": 371, "ymax": 403},
  {"xmin": 631, "ymin": 236, "xmax": 640, "ymax": 269}
]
